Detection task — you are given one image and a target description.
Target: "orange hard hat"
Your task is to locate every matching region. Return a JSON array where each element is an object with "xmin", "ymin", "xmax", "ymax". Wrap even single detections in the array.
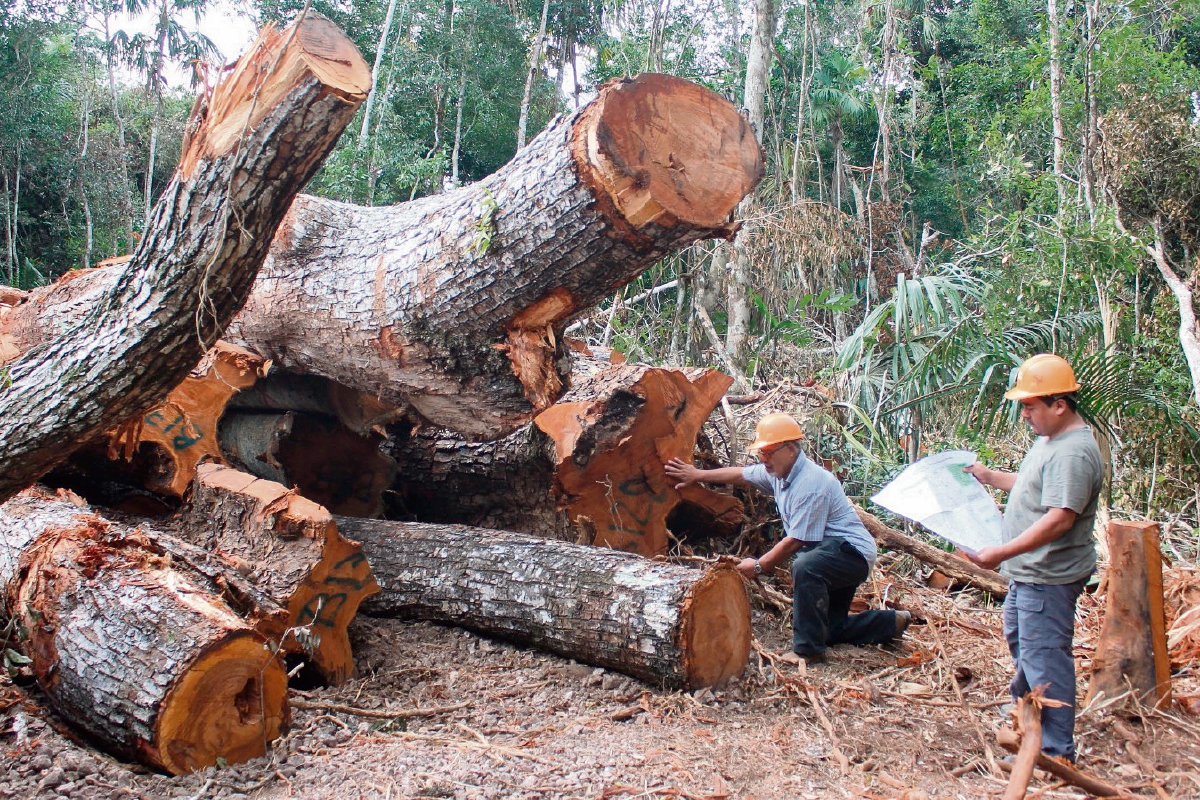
[
  {"xmin": 748, "ymin": 413, "xmax": 804, "ymax": 450},
  {"xmin": 1003, "ymin": 353, "xmax": 1081, "ymax": 400}
]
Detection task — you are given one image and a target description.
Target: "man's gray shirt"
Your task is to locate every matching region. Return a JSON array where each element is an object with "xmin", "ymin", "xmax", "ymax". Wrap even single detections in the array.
[
  {"xmin": 1001, "ymin": 426, "xmax": 1102, "ymax": 584},
  {"xmin": 744, "ymin": 452, "xmax": 878, "ymax": 564}
]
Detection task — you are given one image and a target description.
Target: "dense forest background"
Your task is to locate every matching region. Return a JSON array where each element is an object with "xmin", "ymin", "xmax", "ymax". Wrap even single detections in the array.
[{"xmin": 3, "ymin": 0, "xmax": 1199, "ymax": 551}]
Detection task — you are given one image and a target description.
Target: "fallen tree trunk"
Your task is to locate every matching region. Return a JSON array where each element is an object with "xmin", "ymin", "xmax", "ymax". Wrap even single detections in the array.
[
  {"xmin": 345, "ymin": 517, "xmax": 752, "ymax": 689},
  {"xmin": 1086, "ymin": 520, "xmax": 1172, "ymax": 708},
  {"xmin": 5, "ymin": 75, "xmax": 761, "ymax": 447},
  {"xmin": 854, "ymin": 506, "xmax": 1008, "ymax": 597},
  {"xmin": 0, "ymin": 13, "xmax": 370, "ymax": 504},
  {"xmin": 384, "ymin": 361, "xmax": 743, "ymax": 556},
  {"xmin": 0, "ymin": 489, "xmax": 290, "ymax": 774},
  {"xmin": 178, "ymin": 463, "xmax": 381, "ymax": 684}
]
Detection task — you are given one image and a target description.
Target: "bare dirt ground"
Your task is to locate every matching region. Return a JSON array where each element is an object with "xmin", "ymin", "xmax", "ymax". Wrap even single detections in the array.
[{"xmin": 3, "ymin": 556, "xmax": 1200, "ymax": 800}]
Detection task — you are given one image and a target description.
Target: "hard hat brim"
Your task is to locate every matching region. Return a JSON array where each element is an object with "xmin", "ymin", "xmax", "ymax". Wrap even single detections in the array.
[
  {"xmin": 747, "ymin": 434, "xmax": 803, "ymax": 451},
  {"xmin": 1004, "ymin": 382, "xmax": 1081, "ymax": 401}
]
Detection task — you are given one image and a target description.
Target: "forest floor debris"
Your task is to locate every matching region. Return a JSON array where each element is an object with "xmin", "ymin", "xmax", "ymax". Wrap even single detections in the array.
[{"xmin": 2, "ymin": 564, "xmax": 1199, "ymax": 798}]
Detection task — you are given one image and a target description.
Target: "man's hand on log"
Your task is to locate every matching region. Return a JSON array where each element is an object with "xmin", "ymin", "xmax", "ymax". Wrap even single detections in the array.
[
  {"xmin": 735, "ymin": 557, "xmax": 760, "ymax": 578},
  {"xmin": 663, "ymin": 457, "xmax": 700, "ymax": 489}
]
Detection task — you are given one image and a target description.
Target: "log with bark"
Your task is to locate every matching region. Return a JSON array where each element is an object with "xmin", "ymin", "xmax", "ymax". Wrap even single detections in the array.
[
  {"xmin": 855, "ymin": 506, "xmax": 1008, "ymax": 597},
  {"xmin": 384, "ymin": 359, "xmax": 743, "ymax": 556},
  {"xmin": 345, "ymin": 517, "xmax": 752, "ymax": 689},
  {"xmin": 4, "ymin": 74, "xmax": 761, "ymax": 450},
  {"xmin": 177, "ymin": 463, "xmax": 381, "ymax": 684},
  {"xmin": 1085, "ymin": 520, "xmax": 1172, "ymax": 707},
  {"xmin": 0, "ymin": 13, "xmax": 370, "ymax": 504},
  {"xmin": 0, "ymin": 489, "xmax": 290, "ymax": 774}
]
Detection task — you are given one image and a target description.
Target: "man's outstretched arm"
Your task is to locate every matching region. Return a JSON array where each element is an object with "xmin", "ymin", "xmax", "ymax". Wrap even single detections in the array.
[{"xmin": 663, "ymin": 457, "xmax": 749, "ymax": 490}]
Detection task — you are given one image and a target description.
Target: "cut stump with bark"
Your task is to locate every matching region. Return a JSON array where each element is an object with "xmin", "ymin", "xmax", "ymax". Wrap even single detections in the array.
[
  {"xmin": 1086, "ymin": 520, "xmax": 1172, "ymax": 707},
  {"xmin": 346, "ymin": 517, "xmax": 752, "ymax": 689},
  {"xmin": 0, "ymin": 14, "xmax": 370, "ymax": 504},
  {"xmin": 179, "ymin": 463, "xmax": 381, "ymax": 684},
  {"xmin": 0, "ymin": 489, "xmax": 289, "ymax": 774}
]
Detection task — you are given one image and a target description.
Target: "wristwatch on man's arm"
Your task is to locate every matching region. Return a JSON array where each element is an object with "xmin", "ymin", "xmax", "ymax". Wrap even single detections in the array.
[{"xmin": 753, "ymin": 559, "xmax": 763, "ymax": 575}]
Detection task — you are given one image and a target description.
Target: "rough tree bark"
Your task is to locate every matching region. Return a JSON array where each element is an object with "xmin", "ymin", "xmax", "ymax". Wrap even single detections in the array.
[
  {"xmin": 0, "ymin": 489, "xmax": 290, "ymax": 774},
  {"xmin": 1086, "ymin": 520, "xmax": 1172, "ymax": 707},
  {"xmin": 178, "ymin": 463, "xmax": 381, "ymax": 685},
  {"xmin": 346, "ymin": 517, "xmax": 752, "ymax": 689},
  {"xmin": 0, "ymin": 14, "xmax": 370, "ymax": 504},
  {"xmin": 223, "ymin": 73, "xmax": 762, "ymax": 438},
  {"xmin": 384, "ymin": 359, "xmax": 744, "ymax": 556}
]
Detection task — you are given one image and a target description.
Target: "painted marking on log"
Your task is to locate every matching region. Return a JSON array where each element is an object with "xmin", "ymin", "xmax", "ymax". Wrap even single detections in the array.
[{"xmin": 144, "ymin": 409, "xmax": 204, "ymax": 451}]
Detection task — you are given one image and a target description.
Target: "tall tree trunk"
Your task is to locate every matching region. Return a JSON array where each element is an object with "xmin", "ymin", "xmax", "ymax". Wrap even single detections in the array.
[
  {"xmin": 517, "ymin": 0, "xmax": 551, "ymax": 150},
  {"xmin": 358, "ymin": 0, "xmax": 403, "ymax": 151},
  {"xmin": 102, "ymin": 12, "xmax": 137, "ymax": 252},
  {"xmin": 1047, "ymin": 0, "xmax": 1067, "ymax": 207},
  {"xmin": 726, "ymin": 0, "xmax": 774, "ymax": 383},
  {"xmin": 0, "ymin": 14, "xmax": 371, "ymax": 504}
]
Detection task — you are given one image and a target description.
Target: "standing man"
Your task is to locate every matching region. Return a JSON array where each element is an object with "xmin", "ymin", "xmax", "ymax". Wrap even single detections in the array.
[
  {"xmin": 664, "ymin": 412, "xmax": 909, "ymax": 663},
  {"xmin": 964, "ymin": 353, "xmax": 1103, "ymax": 764}
]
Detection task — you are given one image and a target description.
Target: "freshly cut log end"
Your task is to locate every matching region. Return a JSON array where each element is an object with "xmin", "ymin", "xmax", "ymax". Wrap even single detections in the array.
[
  {"xmin": 678, "ymin": 562, "xmax": 753, "ymax": 688},
  {"xmin": 0, "ymin": 490, "xmax": 290, "ymax": 774},
  {"xmin": 575, "ymin": 74, "xmax": 763, "ymax": 234},
  {"xmin": 156, "ymin": 633, "xmax": 288, "ymax": 775},
  {"xmin": 183, "ymin": 464, "xmax": 381, "ymax": 684},
  {"xmin": 345, "ymin": 518, "xmax": 752, "ymax": 689},
  {"xmin": 535, "ymin": 365, "xmax": 740, "ymax": 556}
]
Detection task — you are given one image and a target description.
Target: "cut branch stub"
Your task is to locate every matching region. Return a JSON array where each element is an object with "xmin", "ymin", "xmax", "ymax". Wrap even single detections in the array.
[
  {"xmin": 0, "ymin": 489, "xmax": 289, "ymax": 774},
  {"xmin": 534, "ymin": 365, "xmax": 741, "ymax": 556},
  {"xmin": 180, "ymin": 464, "xmax": 380, "ymax": 684},
  {"xmin": 104, "ymin": 342, "xmax": 269, "ymax": 497},
  {"xmin": 346, "ymin": 517, "xmax": 752, "ymax": 689}
]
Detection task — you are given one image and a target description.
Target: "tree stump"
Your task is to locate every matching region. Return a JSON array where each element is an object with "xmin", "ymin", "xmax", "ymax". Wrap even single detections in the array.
[
  {"xmin": 345, "ymin": 517, "xmax": 752, "ymax": 689},
  {"xmin": 1086, "ymin": 520, "xmax": 1172, "ymax": 707}
]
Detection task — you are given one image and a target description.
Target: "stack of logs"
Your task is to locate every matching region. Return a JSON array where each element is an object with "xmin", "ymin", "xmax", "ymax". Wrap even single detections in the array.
[{"xmin": 0, "ymin": 12, "xmax": 776, "ymax": 776}]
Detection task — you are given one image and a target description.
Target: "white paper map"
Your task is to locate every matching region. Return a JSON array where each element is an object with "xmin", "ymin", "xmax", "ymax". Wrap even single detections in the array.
[{"xmin": 870, "ymin": 450, "xmax": 1004, "ymax": 556}]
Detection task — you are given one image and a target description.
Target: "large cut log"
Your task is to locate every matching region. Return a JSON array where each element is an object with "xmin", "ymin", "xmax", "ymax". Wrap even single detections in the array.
[
  {"xmin": 854, "ymin": 506, "xmax": 1009, "ymax": 597},
  {"xmin": 0, "ymin": 489, "xmax": 290, "ymax": 774},
  {"xmin": 226, "ymin": 73, "xmax": 761, "ymax": 437},
  {"xmin": 4, "ymin": 75, "xmax": 761, "ymax": 447},
  {"xmin": 1086, "ymin": 520, "xmax": 1172, "ymax": 707},
  {"xmin": 384, "ymin": 360, "xmax": 743, "ymax": 556},
  {"xmin": 0, "ymin": 14, "xmax": 370, "ymax": 504},
  {"xmin": 178, "ymin": 463, "xmax": 380, "ymax": 684},
  {"xmin": 345, "ymin": 517, "xmax": 752, "ymax": 689}
]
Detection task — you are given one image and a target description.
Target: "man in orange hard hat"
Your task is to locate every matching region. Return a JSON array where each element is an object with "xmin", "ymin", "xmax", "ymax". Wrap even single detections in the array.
[
  {"xmin": 664, "ymin": 412, "xmax": 910, "ymax": 664},
  {"xmin": 964, "ymin": 353, "xmax": 1102, "ymax": 763}
]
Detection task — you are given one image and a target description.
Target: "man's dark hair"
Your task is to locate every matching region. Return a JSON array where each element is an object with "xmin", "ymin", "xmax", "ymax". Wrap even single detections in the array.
[{"xmin": 1039, "ymin": 392, "xmax": 1078, "ymax": 411}]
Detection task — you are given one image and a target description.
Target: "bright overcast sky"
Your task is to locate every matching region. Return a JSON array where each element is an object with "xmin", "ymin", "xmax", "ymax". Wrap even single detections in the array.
[{"xmin": 115, "ymin": 1, "xmax": 258, "ymax": 89}]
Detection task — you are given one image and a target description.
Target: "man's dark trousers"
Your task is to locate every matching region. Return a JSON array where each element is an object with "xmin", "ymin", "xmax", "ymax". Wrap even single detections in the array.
[{"xmin": 791, "ymin": 536, "xmax": 897, "ymax": 657}]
